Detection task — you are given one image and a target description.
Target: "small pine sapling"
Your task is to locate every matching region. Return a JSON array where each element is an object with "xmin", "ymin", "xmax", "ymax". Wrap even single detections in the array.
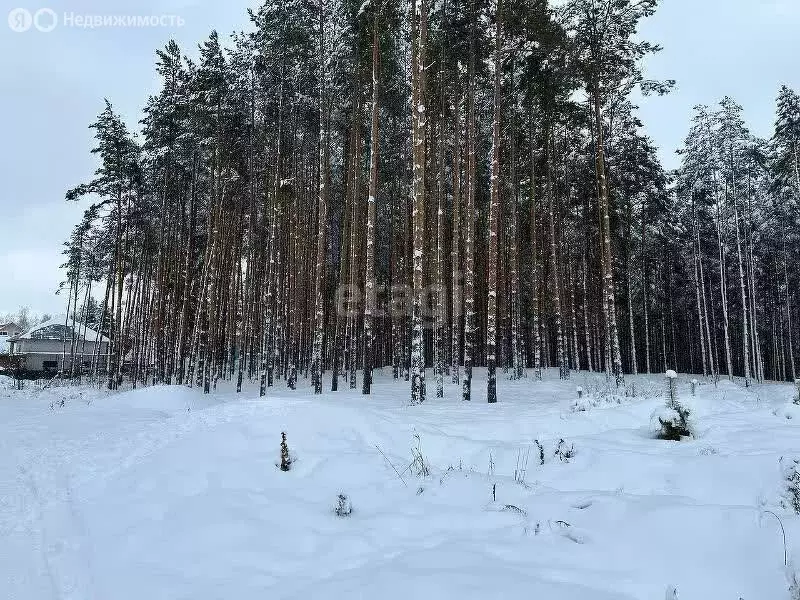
[
  {"xmin": 279, "ymin": 431, "xmax": 292, "ymax": 471},
  {"xmin": 654, "ymin": 370, "xmax": 693, "ymax": 440},
  {"xmin": 535, "ymin": 439, "xmax": 545, "ymax": 465},
  {"xmin": 334, "ymin": 493, "xmax": 352, "ymax": 517},
  {"xmin": 656, "ymin": 402, "xmax": 692, "ymax": 440}
]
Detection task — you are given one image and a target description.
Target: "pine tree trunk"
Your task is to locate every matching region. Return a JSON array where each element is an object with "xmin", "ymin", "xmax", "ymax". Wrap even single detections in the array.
[
  {"xmin": 507, "ymin": 64, "xmax": 523, "ymax": 380},
  {"xmin": 732, "ymin": 180, "xmax": 751, "ymax": 385},
  {"xmin": 625, "ymin": 216, "xmax": 637, "ymax": 375},
  {"xmin": 582, "ymin": 251, "xmax": 592, "ymax": 372},
  {"xmin": 716, "ymin": 213, "xmax": 733, "ymax": 379},
  {"xmin": 529, "ymin": 109, "xmax": 542, "ymax": 379},
  {"xmin": 410, "ymin": 0, "xmax": 428, "ymax": 405},
  {"xmin": 434, "ymin": 50, "xmax": 446, "ymax": 399},
  {"xmin": 784, "ymin": 234, "xmax": 797, "ymax": 380},
  {"xmin": 692, "ymin": 209, "xmax": 708, "ymax": 376},
  {"xmin": 592, "ymin": 91, "xmax": 623, "ymax": 386},
  {"xmin": 486, "ymin": 0, "xmax": 502, "ymax": 404},
  {"xmin": 451, "ymin": 93, "xmax": 462, "ymax": 385},
  {"xmin": 347, "ymin": 92, "xmax": 364, "ymax": 392},
  {"xmin": 546, "ymin": 131, "xmax": 566, "ymax": 381},
  {"xmin": 462, "ymin": 0, "xmax": 476, "ymax": 402},
  {"xmin": 311, "ymin": 0, "xmax": 329, "ymax": 395},
  {"xmin": 707, "ymin": 265, "xmax": 720, "ymax": 379},
  {"xmin": 108, "ymin": 187, "xmax": 124, "ymax": 390},
  {"xmin": 363, "ymin": 16, "xmax": 380, "ymax": 395},
  {"xmin": 568, "ymin": 260, "xmax": 580, "ymax": 373}
]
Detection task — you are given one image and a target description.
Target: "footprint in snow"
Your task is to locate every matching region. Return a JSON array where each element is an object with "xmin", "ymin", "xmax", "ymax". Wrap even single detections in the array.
[{"xmin": 549, "ymin": 519, "xmax": 590, "ymax": 544}]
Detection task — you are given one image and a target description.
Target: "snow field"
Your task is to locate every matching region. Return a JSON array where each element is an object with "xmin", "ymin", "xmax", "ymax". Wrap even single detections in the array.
[{"xmin": 1, "ymin": 370, "xmax": 799, "ymax": 599}]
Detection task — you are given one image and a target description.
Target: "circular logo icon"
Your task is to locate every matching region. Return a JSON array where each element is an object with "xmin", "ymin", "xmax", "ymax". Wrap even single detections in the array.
[
  {"xmin": 8, "ymin": 7, "xmax": 32, "ymax": 32},
  {"xmin": 33, "ymin": 8, "xmax": 57, "ymax": 32}
]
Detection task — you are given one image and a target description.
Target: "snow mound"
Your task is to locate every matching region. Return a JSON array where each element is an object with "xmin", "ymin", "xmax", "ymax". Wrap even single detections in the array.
[
  {"xmin": 773, "ymin": 402, "xmax": 800, "ymax": 421},
  {"xmin": 2, "ymin": 369, "xmax": 798, "ymax": 600},
  {"xmin": 572, "ymin": 394, "xmax": 622, "ymax": 412},
  {"xmin": 107, "ymin": 384, "xmax": 223, "ymax": 415}
]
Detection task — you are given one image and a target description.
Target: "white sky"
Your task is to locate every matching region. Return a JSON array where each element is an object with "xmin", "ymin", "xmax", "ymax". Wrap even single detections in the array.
[{"xmin": 0, "ymin": 0, "xmax": 798, "ymax": 316}]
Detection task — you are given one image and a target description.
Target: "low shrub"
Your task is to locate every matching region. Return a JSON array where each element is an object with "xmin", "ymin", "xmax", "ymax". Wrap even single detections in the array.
[
  {"xmin": 554, "ymin": 439, "xmax": 576, "ymax": 462},
  {"xmin": 781, "ymin": 457, "xmax": 800, "ymax": 515}
]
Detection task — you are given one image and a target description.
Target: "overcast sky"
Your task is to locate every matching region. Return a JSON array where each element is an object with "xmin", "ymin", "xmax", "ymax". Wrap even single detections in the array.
[{"xmin": 1, "ymin": 0, "xmax": 798, "ymax": 317}]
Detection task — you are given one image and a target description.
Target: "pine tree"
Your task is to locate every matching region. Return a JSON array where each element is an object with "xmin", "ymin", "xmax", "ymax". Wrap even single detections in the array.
[
  {"xmin": 311, "ymin": 0, "xmax": 330, "ymax": 396},
  {"xmin": 410, "ymin": 0, "xmax": 429, "ymax": 406},
  {"xmin": 363, "ymin": 6, "xmax": 381, "ymax": 395},
  {"xmin": 66, "ymin": 100, "xmax": 141, "ymax": 390},
  {"xmin": 60, "ymin": 0, "xmax": 800, "ymax": 396},
  {"xmin": 486, "ymin": 0, "xmax": 502, "ymax": 404},
  {"xmin": 569, "ymin": 0, "xmax": 672, "ymax": 386}
]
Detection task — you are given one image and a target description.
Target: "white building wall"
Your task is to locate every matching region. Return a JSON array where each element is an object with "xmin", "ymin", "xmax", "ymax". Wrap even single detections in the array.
[{"xmin": 14, "ymin": 340, "xmax": 110, "ymax": 372}]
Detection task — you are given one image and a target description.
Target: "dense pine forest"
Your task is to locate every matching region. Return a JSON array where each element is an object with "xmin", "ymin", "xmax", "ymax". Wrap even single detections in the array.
[{"xmin": 60, "ymin": 0, "xmax": 800, "ymax": 401}]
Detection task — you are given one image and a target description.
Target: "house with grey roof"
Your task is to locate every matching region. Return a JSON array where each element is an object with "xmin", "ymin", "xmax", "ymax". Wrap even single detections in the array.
[
  {"xmin": 6, "ymin": 315, "xmax": 110, "ymax": 374},
  {"xmin": 0, "ymin": 322, "xmax": 23, "ymax": 354}
]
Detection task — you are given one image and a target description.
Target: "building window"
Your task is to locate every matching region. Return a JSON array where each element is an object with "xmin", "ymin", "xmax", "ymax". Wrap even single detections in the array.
[
  {"xmin": 43, "ymin": 360, "xmax": 58, "ymax": 371},
  {"xmin": 0, "ymin": 331, "xmax": 7, "ymax": 336}
]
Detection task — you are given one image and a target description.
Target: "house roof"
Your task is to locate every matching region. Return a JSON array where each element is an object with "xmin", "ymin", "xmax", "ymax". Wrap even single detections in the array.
[
  {"xmin": 0, "ymin": 322, "xmax": 21, "ymax": 331},
  {"xmin": 15, "ymin": 315, "xmax": 109, "ymax": 344}
]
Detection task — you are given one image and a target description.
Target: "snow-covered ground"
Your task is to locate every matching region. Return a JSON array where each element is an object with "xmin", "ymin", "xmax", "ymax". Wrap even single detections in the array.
[{"xmin": 1, "ymin": 369, "xmax": 799, "ymax": 599}]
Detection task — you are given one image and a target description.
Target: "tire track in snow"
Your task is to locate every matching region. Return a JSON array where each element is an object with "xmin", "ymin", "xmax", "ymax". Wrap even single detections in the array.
[
  {"xmin": 0, "ymin": 390, "xmax": 255, "ymax": 600},
  {"xmin": 0, "ymin": 461, "xmax": 59, "ymax": 600}
]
